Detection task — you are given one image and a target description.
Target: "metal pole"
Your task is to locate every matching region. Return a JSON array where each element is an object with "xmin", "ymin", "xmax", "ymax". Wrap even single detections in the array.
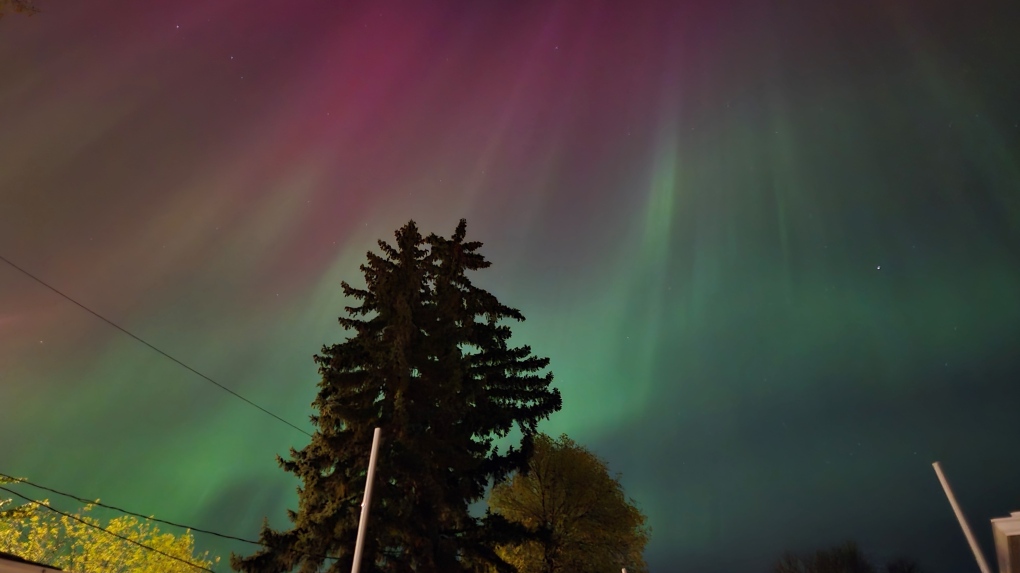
[
  {"xmin": 932, "ymin": 461, "xmax": 992, "ymax": 573},
  {"xmin": 351, "ymin": 428, "xmax": 382, "ymax": 573}
]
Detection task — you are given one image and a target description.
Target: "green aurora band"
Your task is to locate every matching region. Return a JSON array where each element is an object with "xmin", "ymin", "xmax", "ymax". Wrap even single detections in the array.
[{"xmin": 1, "ymin": 2, "xmax": 1019, "ymax": 572}]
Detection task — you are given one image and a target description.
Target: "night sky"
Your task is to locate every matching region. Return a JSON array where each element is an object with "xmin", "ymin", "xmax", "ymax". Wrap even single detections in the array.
[{"xmin": 2, "ymin": 1, "xmax": 1020, "ymax": 572}]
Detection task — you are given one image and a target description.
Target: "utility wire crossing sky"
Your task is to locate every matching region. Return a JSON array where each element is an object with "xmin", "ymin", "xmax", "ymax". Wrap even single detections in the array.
[{"xmin": 2, "ymin": 2, "xmax": 1020, "ymax": 572}]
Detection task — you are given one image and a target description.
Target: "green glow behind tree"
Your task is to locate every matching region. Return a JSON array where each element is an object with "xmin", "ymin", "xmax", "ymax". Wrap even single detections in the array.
[{"xmin": 231, "ymin": 220, "xmax": 562, "ymax": 573}]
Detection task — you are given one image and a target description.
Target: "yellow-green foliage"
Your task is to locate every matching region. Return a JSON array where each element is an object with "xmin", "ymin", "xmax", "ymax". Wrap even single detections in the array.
[
  {"xmin": 0, "ymin": 489, "xmax": 219, "ymax": 573},
  {"xmin": 488, "ymin": 434, "xmax": 650, "ymax": 573}
]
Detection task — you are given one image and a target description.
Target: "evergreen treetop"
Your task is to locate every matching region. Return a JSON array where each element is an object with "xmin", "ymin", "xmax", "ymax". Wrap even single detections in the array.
[{"xmin": 232, "ymin": 219, "xmax": 561, "ymax": 573}]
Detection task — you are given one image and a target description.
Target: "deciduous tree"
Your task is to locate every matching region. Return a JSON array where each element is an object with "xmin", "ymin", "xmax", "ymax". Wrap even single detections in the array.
[
  {"xmin": 0, "ymin": 486, "xmax": 219, "ymax": 573},
  {"xmin": 232, "ymin": 220, "xmax": 562, "ymax": 573},
  {"xmin": 488, "ymin": 433, "xmax": 650, "ymax": 573}
]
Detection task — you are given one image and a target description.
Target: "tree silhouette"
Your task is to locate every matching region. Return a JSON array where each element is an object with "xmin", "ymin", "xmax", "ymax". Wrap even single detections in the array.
[
  {"xmin": 774, "ymin": 541, "xmax": 923, "ymax": 573},
  {"xmin": 885, "ymin": 557, "xmax": 923, "ymax": 573},
  {"xmin": 231, "ymin": 220, "xmax": 562, "ymax": 573}
]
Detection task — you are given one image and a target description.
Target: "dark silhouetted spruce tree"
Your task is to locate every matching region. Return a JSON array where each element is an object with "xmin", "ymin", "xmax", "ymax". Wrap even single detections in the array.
[{"xmin": 231, "ymin": 220, "xmax": 562, "ymax": 573}]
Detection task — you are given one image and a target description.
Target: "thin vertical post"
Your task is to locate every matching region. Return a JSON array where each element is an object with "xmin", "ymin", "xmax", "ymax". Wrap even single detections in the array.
[
  {"xmin": 932, "ymin": 461, "xmax": 992, "ymax": 573},
  {"xmin": 351, "ymin": 428, "xmax": 382, "ymax": 573}
]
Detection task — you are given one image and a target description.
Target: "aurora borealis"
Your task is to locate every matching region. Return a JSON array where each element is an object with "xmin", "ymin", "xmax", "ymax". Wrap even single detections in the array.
[{"xmin": 2, "ymin": 0, "xmax": 1020, "ymax": 571}]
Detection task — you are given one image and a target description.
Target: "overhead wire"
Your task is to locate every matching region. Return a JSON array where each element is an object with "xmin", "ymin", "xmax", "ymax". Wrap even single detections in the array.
[
  {"xmin": 0, "ymin": 254, "xmax": 354, "ymax": 564},
  {"xmin": 0, "ymin": 485, "xmax": 217, "ymax": 573},
  {"xmin": 0, "ymin": 253, "xmax": 311, "ymax": 438},
  {"xmin": 0, "ymin": 472, "xmax": 343, "ymax": 562},
  {"xmin": 0, "ymin": 472, "xmax": 260, "ymax": 546}
]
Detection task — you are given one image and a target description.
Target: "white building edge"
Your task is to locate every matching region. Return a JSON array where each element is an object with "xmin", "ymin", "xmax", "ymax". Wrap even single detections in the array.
[{"xmin": 992, "ymin": 512, "xmax": 1020, "ymax": 573}]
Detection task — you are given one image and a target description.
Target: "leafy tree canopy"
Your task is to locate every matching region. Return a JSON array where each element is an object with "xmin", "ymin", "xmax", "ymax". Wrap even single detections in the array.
[
  {"xmin": 232, "ymin": 220, "xmax": 562, "ymax": 573},
  {"xmin": 489, "ymin": 433, "xmax": 650, "ymax": 573},
  {"xmin": 0, "ymin": 482, "xmax": 219, "ymax": 573}
]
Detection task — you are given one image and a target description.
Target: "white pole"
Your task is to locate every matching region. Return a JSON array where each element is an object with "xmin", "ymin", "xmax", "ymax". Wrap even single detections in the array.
[
  {"xmin": 932, "ymin": 461, "xmax": 992, "ymax": 573},
  {"xmin": 351, "ymin": 428, "xmax": 382, "ymax": 573}
]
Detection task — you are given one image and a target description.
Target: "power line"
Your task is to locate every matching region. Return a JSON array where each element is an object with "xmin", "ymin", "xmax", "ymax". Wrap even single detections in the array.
[
  {"xmin": 0, "ymin": 486, "xmax": 216, "ymax": 573},
  {"xmin": 0, "ymin": 472, "xmax": 344, "ymax": 562},
  {"xmin": 0, "ymin": 472, "xmax": 259, "ymax": 546},
  {"xmin": 0, "ymin": 253, "xmax": 311, "ymax": 438}
]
